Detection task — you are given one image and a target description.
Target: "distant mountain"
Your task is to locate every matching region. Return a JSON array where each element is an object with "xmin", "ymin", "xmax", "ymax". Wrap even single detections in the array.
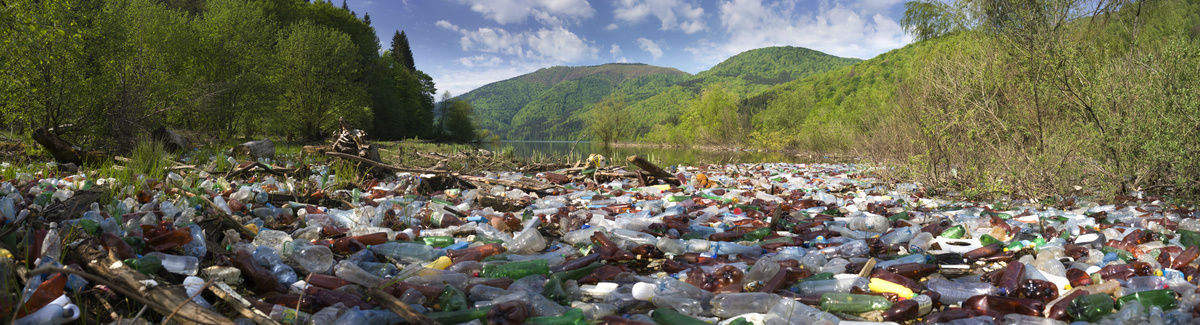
[
  {"xmin": 457, "ymin": 63, "xmax": 689, "ymax": 140},
  {"xmin": 458, "ymin": 47, "xmax": 859, "ymax": 140}
]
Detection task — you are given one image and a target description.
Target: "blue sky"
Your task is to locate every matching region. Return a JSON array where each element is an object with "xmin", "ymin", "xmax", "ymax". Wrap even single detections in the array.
[{"xmin": 343, "ymin": 0, "xmax": 914, "ymax": 96}]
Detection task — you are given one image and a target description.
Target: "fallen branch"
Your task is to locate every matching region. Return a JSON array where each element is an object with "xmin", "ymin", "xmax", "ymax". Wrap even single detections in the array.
[
  {"xmin": 455, "ymin": 174, "xmax": 557, "ymax": 192},
  {"xmin": 325, "ymin": 151, "xmax": 446, "ymax": 175},
  {"xmin": 367, "ymin": 288, "xmax": 438, "ymax": 325},
  {"xmin": 207, "ymin": 282, "xmax": 282, "ymax": 325},
  {"xmin": 67, "ymin": 244, "xmax": 237, "ymax": 325},
  {"xmin": 626, "ymin": 155, "xmax": 680, "ymax": 185}
]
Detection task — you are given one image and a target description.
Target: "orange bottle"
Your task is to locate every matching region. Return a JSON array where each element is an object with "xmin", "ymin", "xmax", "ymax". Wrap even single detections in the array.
[{"xmin": 446, "ymin": 243, "xmax": 506, "ymax": 263}]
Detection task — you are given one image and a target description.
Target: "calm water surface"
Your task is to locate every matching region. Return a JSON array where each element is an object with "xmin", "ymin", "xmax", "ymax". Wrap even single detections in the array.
[{"xmin": 473, "ymin": 141, "xmax": 848, "ymax": 167}]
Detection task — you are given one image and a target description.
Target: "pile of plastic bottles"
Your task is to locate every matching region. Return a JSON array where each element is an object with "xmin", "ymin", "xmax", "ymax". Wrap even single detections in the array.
[{"xmin": 4, "ymin": 162, "xmax": 1200, "ymax": 325}]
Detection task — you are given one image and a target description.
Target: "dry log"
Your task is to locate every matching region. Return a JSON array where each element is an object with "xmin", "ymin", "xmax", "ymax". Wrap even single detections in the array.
[
  {"xmin": 31, "ymin": 128, "xmax": 108, "ymax": 165},
  {"xmin": 207, "ymin": 282, "xmax": 281, "ymax": 325},
  {"xmin": 455, "ymin": 174, "xmax": 557, "ymax": 192},
  {"xmin": 325, "ymin": 151, "xmax": 446, "ymax": 175},
  {"xmin": 71, "ymin": 243, "xmax": 237, "ymax": 325},
  {"xmin": 626, "ymin": 155, "xmax": 680, "ymax": 185}
]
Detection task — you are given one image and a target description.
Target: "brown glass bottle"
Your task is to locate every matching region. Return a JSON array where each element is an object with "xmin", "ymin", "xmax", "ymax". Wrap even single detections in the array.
[
  {"xmin": 591, "ymin": 232, "xmax": 636, "ymax": 262},
  {"xmin": 998, "ymin": 261, "xmax": 1025, "ymax": 296},
  {"xmin": 551, "ymin": 253, "xmax": 599, "ymax": 273},
  {"xmin": 1065, "ymin": 268, "xmax": 1093, "ymax": 288},
  {"xmin": 304, "ymin": 286, "xmax": 374, "ymax": 310},
  {"xmin": 578, "ymin": 265, "xmax": 632, "ymax": 284},
  {"xmin": 882, "ymin": 299, "xmax": 920, "ymax": 322},
  {"xmin": 446, "ymin": 243, "xmax": 506, "ymax": 263},
  {"xmin": 886, "ymin": 263, "xmax": 939, "ymax": 279},
  {"xmin": 305, "ymin": 273, "xmax": 355, "ymax": 290},
  {"xmin": 963, "ymin": 243, "xmax": 1004, "ymax": 261},
  {"xmin": 1045, "ymin": 289, "xmax": 1089, "ymax": 320},
  {"xmin": 486, "ymin": 300, "xmax": 530, "ymax": 325},
  {"xmin": 230, "ymin": 249, "xmax": 287, "ymax": 294},
  {"xmin": 146, "ymin": 227, "xmax": 193, "ymax": 252},
  {"xmin": 870, "ymin": 268, "xmax": 924, "ymax": 293},
  {"xmin": 329, "ymin": 232, "xmax": 388, "ymax": 253},
  {"xmin": 963, "ymin": 295, "xmax": 1045, "ymax": 317}
]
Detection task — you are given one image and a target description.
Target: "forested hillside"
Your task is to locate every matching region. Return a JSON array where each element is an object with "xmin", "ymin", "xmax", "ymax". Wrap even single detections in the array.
[
  {"xmin": 0, "ymin": 0, "xmax": 473, "ymax": 150},
  {"xmin": 461, "ymin": 47, "xmax": 859, "ymax": 140}
]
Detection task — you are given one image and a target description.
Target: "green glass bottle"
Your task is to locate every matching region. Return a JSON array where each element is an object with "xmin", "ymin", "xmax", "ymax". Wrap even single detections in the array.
[
  {"xmin": 979, "ymin": 234, "xmax": 1002, "ymax": 246},
  {"xmin": 426, "ymin": 306, "xmax": 492, "ymax": 324},
  {"xmin": 742, "ymin": 227, "xmax": 773, "ymax": 241},
  {"xmin": 1068, "ymin": 293, "xmax": 1114, "ymax": 322},
  {"xmin": 123, "ymin": 255, "xmax": 162, "ymax": 275},
  {"xmin": 543, "ymin": 278, "xmax": 569, "ymax": 304},
  {"xmin": 525, "ymin": 308, "xmax": 586, "ymax": 325},
  {"xmin": 819, "ymin": 293, "xmax": 893, "ymax": 313},
  {"xmin": 887, "ymin": 211, "xmax": 911, "ymax": 221},
  {"xmin": 1179, "ymin": 230, "xmax": 1200, "ymax": 247},
  {"xmin": 650, "ymin": 308, "xmax": 709, "ymax": 325},
  {"xmin": 421, "ymin": 236, "xmax": 456, "ymax": 248},
  {"xmin": 667, "ymin": 195, "xmax": 690, "ymax": 202},
  {"xmin": 439, "ymin": 285, "xmax": 468, "ymax": 312},
  {"xmin": 548, "ymin": 262, "xmax": 603, "ymax": 282},
  {"xmin": 479, "ymin": 259, "xmax": 550, "ymax": 279},
  {"xmin": 939, "ymin": 225, "xmax": 965, "ymax": 239},
  {"xmin": 1116, "ymin": 289, "xmax": 1177, "ymax": 310}
]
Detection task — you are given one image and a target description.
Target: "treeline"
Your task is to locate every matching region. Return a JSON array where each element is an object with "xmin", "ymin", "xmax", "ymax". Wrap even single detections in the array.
[
  {"xmin": 630, "ymin": 0, "xmax": 1200, "ymax": 200},
  {"xmin": 0, "ymin": 0, "xmax": 478, "ymax": 151}
]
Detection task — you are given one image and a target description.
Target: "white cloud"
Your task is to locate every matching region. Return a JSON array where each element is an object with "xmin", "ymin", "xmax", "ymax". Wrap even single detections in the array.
[
  {"xmin": 636, "ymin": 38, "xmax": 663, "ymax": 60},
  {"xmin": 457, "ymin": 55, "xmax": 505, "ymax": 67},
  {"xmin": 686, "ymin": 0, "xmax": 911, "ymax": 64},
  {"xmin": 613, "ymin": 0, "xmax": 706, "ymax": 34},
  {"xmin": 436, "ymin": 21, "xmax": 599, "ymax": 63},
  {"xmin": 610, "ymin": 44, "xmax": 628, "ymax": 63},
  {"xmin": 457, "ymin": 0, "xmax": 595, "ymax": 26},
  {"xmin": 605, "ymin": 23, "xmax": 619, "ymax": 30}
]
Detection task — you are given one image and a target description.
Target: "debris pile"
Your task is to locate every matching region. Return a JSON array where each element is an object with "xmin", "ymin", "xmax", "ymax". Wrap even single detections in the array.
[{"xmin": 2, "ymin": 147, "xmax": 1198, "ymax": 325}]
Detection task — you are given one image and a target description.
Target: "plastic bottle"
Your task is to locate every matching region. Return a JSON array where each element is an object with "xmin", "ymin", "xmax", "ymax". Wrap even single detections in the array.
[
  {"xmin": 369, "ymin": 242, "xmax": 441, "ymax": 263},
  {"xmin": 710, "ymin": 292, "xmax": 781, "ymax": 318},
  {"xmin": 251, "ymin": 246, "xmax": 298, "ymax": 285},
  {"xmin": 650, "ymin": 308, "xmax": 709, "ymax": 325},
  {"xmin": 525, "ymin": 308, "xmax": 587, "ymax": 325},
  {"xmin": 886, "ymin": 263, "xmax": 939, "ymax": 279},
  {"xmin": 882, "ymin": 294, "xmax": 932, "ymax": 322},
  {"xmin": 1116, "ymin": 289, "xmax": 1177, "ymax": 310},
  {"xmin": 963, "ymin": 295, "xmax": 1045, "ymax": 317},
  {"xmin": 181, "ymin": 223, "xmax": 206, "ymax": 259},
  {"xmin": 631, "ymin": 277, "xmax": 714, "ymax": 316},
  {"xmin": 146, "ymin": 252, "xmax": 199, "ymax": 275},
  {"xmin": 819, "ymin": 293, "xmax": 893, "ymax": 313},
  {"xmin": 41, "ymin": 223, "xmax": 61, "ymax": 262},
  {"xmin": 908, "ymin": 232, "xmax": 935, "ymax": 254},
  {"xmin": 183, "ymin": 276, "xmax": 212, "ymax": 308},
  {"xmin": 1067, "ymin": 293, "xmax": 1115, "ymax": 322},
  {"xmin": 283, "ymin": 239, "xmax": 334, "ymax": 274},
  {"xmin": 13, "ymin": 299, "xmax": 79, "ymax": 325},
  {"xmin": 793, "ymin": 276, "xmax": 869, "ymax": 295},
  {"xmin": 925, "ymin": 277, "xmax": 997, "ymax": 304},
  {"xmin": 333, "ymin": 260, "xmax": 383, "ymax": 287}
]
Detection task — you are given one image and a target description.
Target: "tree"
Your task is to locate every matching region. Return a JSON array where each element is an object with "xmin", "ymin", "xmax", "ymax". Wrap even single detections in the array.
[
  {"xmin": 274, "ymin": 21, "xmax": 370, "ymax": 140},
  {"xmin": 439, "ymin": 96, "xmax": 477, "ymax": 143},
  {"xmin": 390, "ymin": 30, "xmax": 415, "ymax": 71},
  {"xmin": 689, "ymin": 85, "xmax": 744, "ymax": 144},
  {"xmin": 363, "ymin": 12, "xmax": 370, "ymax": 25},
  {"xmin": 588, "ymin": 91, "xmax": 629, "ymax": 146}
]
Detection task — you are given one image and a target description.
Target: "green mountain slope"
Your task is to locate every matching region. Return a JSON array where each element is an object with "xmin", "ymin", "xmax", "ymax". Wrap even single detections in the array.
[
  {"xmin": 460, "ymin": 46, "xmax": 859, "ymax": 140},
  {"xmin": 457, "ymin": 63, "xmax": 690, "ymax": 140}
]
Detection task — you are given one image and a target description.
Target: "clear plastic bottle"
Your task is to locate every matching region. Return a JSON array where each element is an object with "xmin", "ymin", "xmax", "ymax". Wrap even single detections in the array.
[
  {"xmin": 333, "ymin": 260, "xmax": 383, "ymax": 287},
  {"xmin": 183, "ymin": 276, "xmax": 212, "ymax": 308},
  {"xmin": 41, "ymin": 223, "xmax": 61, "ymax": 262},
  {"xmin": 283, "ymin": 239, "xmax": 334, "ymax": 274},
  {"xmin": 710, "ymin": 292, "xmax": 781, "ymax": 318},
  {"xmin": 146, "ymin": 252, "xmax": 199, "ymax": 275},
  {"xmin": 793, "ymin": 276, "xmax": 869, "ymax": 295},
  {"xmin": 181, "ymin": 223, "xmax": 207, "ymax": 259},
  {"xmin": 370, "ymin": 242, "xmax": 441, "ymax": 262},
  {"xmin": 13, "ymin": 299, "xmax": 79, "ymax": 325},
  {"xmin": 925, "ymin": 277, "xmax": 997, "ymax": 305},
  {"xmin": 631, "ymin": 277, "xmax": 714, "ymax": 316},
  {"xmin": 252, "ymin": 246, "xmax": 298, "ymax": 284}
]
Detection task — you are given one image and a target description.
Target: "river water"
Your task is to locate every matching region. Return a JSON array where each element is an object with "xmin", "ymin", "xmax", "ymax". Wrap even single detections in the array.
[{"xmin": 472, "ymin": 141, "xmax": 849, "ymax": 167}]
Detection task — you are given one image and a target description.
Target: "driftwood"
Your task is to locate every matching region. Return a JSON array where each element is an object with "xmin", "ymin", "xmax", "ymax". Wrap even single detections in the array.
[
  {"xmin": 41, "ymin": 189, "xmax": 107, "ymax": 222},
  {"xmin": 31, "ymin": 128, "xmax": 108, "ymax": 165},
  {"xmin": 474, "ymin": 191, "xmax": 529, "ymax": 212},
  {"xmin": 183, "ymin": 192, "xmax": 258, "ymax": 240},
  {"xmin": 331, "ymin": 118, "xmax": 380, "ymax": 162},
  {"xmin": 367, "ymin": 288, "xmax": 438, "ymax": 325},
  {"xmin": 456, "ymin": 174, "xmax": 557, "ymax": 192},
  {"xmin": 626, "ymin": 155, "xmax": 680, "ymax": 185},
  {"xmin": 325, "ymin": 152, "xmax": 446, "ymax": 175},
  {"xmin": 208, "ymin": 282, "xmax": 281, "ymax": 325},
  {"xmin": 71, "ymin": 243, "xmax": 237, "ymax": 325},
  {"xmin": 226, "ymin": 162, "xmax": 285, "ymax": 179}
]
